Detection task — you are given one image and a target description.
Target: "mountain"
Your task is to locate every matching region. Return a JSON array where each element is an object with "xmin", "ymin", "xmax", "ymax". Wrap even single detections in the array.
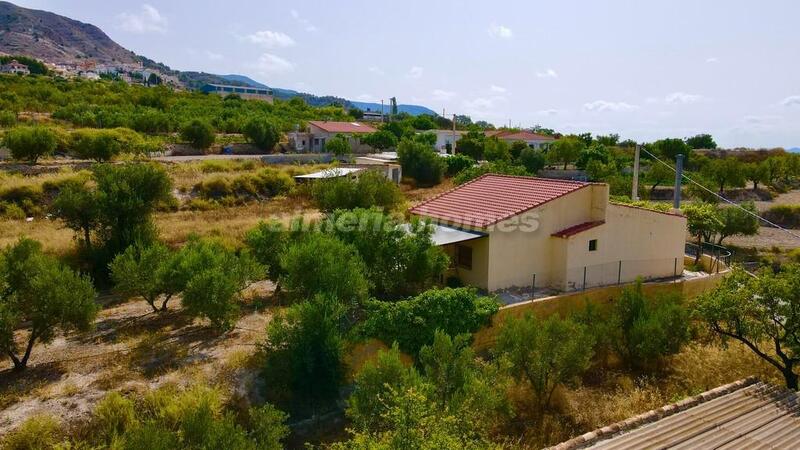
[
  {"xmin": 0, "ymin": 1, "xmax": 137, "ymax": 64},
  {"xmin": 789, "ymin": 147, "xmax": 800, "ymax": 153},
  {"xmin": 0, "ymin": 1, "xmax": 439, "ymax": 116},
  {"xmin": 221, "ymin": 74, "xmax": 438, "ymax": 116}
]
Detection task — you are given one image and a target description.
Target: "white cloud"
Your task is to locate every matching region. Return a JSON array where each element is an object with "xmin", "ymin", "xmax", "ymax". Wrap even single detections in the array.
[
  {"xmin": 244, "ymin": 30, "xmax": 295, "ymax": 48},
  {"xmin": 205, "ymin": 51, "xmax": 224, "ymax": 61},
  {"xmin": 432, "ymin": 89, "xmax": 456, "ymax": 101},
  {"xmin": 706, "ymin": 56, "xmax": 719, "ymax": 63},
  {"xmin": 489, "ymin": 85, "xmax": 507, "ymax": 93},
  {"xmin": 463, "ymin": 96, "xmax": 507, "ymax": 117},
  {"xmin": 290, "ymin": 9, "xmax": 318, "ymax": 32},
  {"xmin": 664, "ymin": 92, "xmax": 705, "ymax": 104},
  {"xmin": 781, "ymin": 95, "xmax": 800, "ymax": 107},
  {"xmin": 356, "ymin": 94, "xmax": 374, "ymax": 102},
  {"xmin": 488, "ymin": 23, "xmax": 513, "ymax": 39},
  {"xmin": 118, "ymin": 4, "xmax": 167, "ymax": 34},
  {"xmin": 583, "ymin": 100, "xmax": 639, "ymax": 112},
  {"xmin": 407, "ymin": 66, "xmax": 424, "ymax": 79},
  {"xmin": 249, "ymin": 53, "xmax": 295, "ymax": 74},
  {"xmin": 368, "ymin": 66, "xmax": 385, "ymax": 75},
  {"xmin": 537, "ymin": 109, "xmax": 560, "ymax": 116},
  {"xmin": 536, "ymin": 68, "xmax": 558, "ymax": 79}
]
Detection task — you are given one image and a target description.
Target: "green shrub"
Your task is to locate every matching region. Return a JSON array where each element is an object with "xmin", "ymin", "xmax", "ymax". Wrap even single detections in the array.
[
  {"xmin": 0, "ymin": 110, "xmax": 17, "ymax": 127},
  {"xmin": 4, "ymin": 126, "xmax": 58, "ymax": 163},
  {"xmin": 764, "ymin": 204, "xmax": 800, "ymax": 228},
  {"xmin": 92, "ymin": 392, "xmax": 138, "ymax": 441},
  {"xmin": 361, "ymin": 287, "xmax": 500, "ymax": 355},
  {"xmin": 325, "ymin": 133, "xmax": 352, "ymax": 156},
  {"xmin": 180, "ymin": 119, "xmax": 216, "ymax": 150},
  {"xmin": 0, "ymin": 202, "xmax": 27, "ymax": 220},
  {"xmin": 261, "ymin": 295, "xmax": 347, "ymax": 414},
  {"xmin": 69, "ymin": 128, "xmax": 124, "ymax": 161},
  {"xmin": 243, "ymin": 117, "xmax": 280, "ymax": 151},
  {"xmin": 397, "ymin": 138, "xmax": 446, "ymax": 186},
  {"xmin": 1, "ymin": 415, "xmax": 62, "ymax": 450},
  {"xmin": 194, "ymin": 169, "xmax": 293, "ymax": 202},
  {"xmin": 311, "ymin": 170, "xmax": 402, "ymax": 212},
  {"xmin": 443, "ymin": 154, "xmax": 475, "ymax": 176},
  {"xmin": 453, "ymin": 161, "xmax": 529, "ymax": 185}
]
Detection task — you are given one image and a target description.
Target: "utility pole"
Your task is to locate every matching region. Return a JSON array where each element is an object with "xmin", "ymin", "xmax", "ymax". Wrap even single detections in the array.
[
  {"xmin": 673, "ymin": 154, "xmax": 685, "ymax": 210},
  {"xmin": 452, "ymin": 114, "xmax": 457, "ymax": 154},
  {"xmin": 380, "ymin": 99, "xmax": 384, "ymax": 123},
  {"xmin": 631, "ymin": 144, "xmax": 641, "ymax": 201}
]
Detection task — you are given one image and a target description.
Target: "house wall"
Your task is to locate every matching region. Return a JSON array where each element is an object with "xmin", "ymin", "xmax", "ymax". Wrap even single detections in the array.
[
  {"xmin": 441, "ymin": 237, "xmax": 491, "ymax": 289},
  {"xmin": 432, "ymin": 130, "xmax": 463, "ymax": 154},
  {"xmin": 484, "ymin": 184, "xmax": 607, "ymax": 291}
]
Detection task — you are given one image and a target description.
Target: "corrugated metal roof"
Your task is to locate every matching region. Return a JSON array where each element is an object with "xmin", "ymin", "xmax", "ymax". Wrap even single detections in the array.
[
  {"xmin": 552, "ymin": 378, "xmax": 800, "ymax": 450},
  {"xmin": 294, "ymin": 167, "xmax": 363, "ymax": 179},
  {"xmin": 409, "ymin": 174, "xmax": 590, "ymax": 228}
]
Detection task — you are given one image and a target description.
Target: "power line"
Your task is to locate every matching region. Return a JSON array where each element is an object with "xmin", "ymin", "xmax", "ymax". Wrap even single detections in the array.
[{"xmin": 640, "ymin": 148, "xmax": 800, "ymax": 242}]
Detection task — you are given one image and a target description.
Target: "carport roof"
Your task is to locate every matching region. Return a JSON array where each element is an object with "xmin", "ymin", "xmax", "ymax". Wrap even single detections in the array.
[
  {"xmin": 552, "ymin": 377, "xmax": 800, "ymax": 450},
  {"xmin": 410, "ymin": 174, "xmax": 591, "ymax": 228}
]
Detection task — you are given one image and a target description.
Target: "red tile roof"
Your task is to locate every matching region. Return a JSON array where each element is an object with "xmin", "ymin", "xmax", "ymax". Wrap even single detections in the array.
[
  {"xmin": 308, "ymin": 121, "xmax": 377, "ymax": 134},
  {"xmin": 551, "ymin": 220, "xmax": 605, "ymax": 238},
  {"xmin": 410, "ymin": 174, "xmax": 591, "ymax": 228}
]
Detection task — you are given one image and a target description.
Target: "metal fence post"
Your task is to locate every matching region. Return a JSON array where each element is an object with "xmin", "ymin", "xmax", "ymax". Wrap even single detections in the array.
[
  {"xmin": 531, "ymin": 274, "xmax": 536, "ymax": 297},
  {"xmin": 617, "ymin": 260, "xmax": 622, "ymax": 284},
  {"xmin": 583, "ymin": 266, "xmax": 587, "ymax": 291}
]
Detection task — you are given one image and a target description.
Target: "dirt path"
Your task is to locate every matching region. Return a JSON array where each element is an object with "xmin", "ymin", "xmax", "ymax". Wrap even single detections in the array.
[{"xmin": 0, "ymin": 285, "xmax": 275, "ymax": 437}]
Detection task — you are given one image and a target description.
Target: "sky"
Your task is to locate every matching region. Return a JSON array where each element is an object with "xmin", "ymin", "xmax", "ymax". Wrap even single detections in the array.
[{"xmin": 12, "ymin": 0, "xmax": 800, "ymax": 148}]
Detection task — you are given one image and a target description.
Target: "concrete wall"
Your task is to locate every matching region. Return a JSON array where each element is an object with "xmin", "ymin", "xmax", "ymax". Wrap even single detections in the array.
[
  {"xmin": 472, "ymin": 264, "xmax": 728, "ymax": 351},
  {"xmin": 484, "ymin": 184, "xmax": 604, "ymax": 291}
]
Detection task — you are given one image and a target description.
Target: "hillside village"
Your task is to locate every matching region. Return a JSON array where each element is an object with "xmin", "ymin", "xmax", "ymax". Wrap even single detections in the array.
[{"xmin": 2, "ymin": 1, "xmax": 800, "ymax": 449}]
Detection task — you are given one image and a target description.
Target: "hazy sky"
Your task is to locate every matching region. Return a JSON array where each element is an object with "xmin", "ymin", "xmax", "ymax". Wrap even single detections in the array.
[{"xmin": 12, "ymin": 0, "xmax": 800, "ymax": 148}]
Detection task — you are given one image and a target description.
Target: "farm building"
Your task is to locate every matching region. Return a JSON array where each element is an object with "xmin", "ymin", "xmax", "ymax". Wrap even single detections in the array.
[
  {"xmin": 485, "ymin": 129, "xmax": 556, "ymax": 149},
  {"xmin": 288, "ymin": 121, "xmax": 377, "ymax": 153},
  {"xmin": 201, "ymin": 83, "xmax": 274, "ymax": 103},
  {"xmin": 410, "ymin": 174, "xmax": 687, "ymax": 292}
]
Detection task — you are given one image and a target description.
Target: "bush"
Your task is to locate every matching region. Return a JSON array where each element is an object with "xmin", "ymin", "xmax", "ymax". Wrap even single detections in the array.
[
  {"xmin": 92, "ymin": 392, "xmax": 138, "ymax": 442},
  {"xmin": 495, "ymin": 314, "xmax": 594, "ymax": 412},
  {"xmin": 361, "ymin": 130, "xmax": 398, "ymax": 150},
  {"xmin": 397, "ymin": 138, "xmax": 446, "ymax": 186},
  {"xmin": 577, "ymin": 281, "xmax": 689, "ymax": 369},
  {"xmin": 453, "ymin": 161, "xmax": 529, "ymax": 185},
  {"xmin": 0, "ymin": 110, "xmax": 17, "ymax": 127},
  {"xmin": 326, "ymin": 133, "xmax": 352, "ymax": 156},
  {"xmin": 517, "ymin": 147, "xmax": 546, "ymax": 173},
  {"xmin": 311, "ymin": 169, "xmax": 402, "ymax": 212},
  {"xmin": 4, "ymin": 126, "xmax": 58, "ymax": 163},
  {"xmin": 194, "ymin": 169, "xmax": 294, "ymax": 202},
  {"xmin": 243, "ymin": 117, "xmax": 280, "ymax": 151},
  {"xmin": 69, "ymin": 128, "xmax": 125, "ymax": 161},
  {"xmin": 764, "ymin": 204, "xmax": 800, "ymax": 228},
  {"xmin": 1, "ymin": 415, "xmax": 61, "ymax": 450},
  {"xmin": 261, "ymin": 295, "xmax": 347, "ymax": 413},
  {"xmin": 361, "ymin": 287, "xmax": 499, "ymax": 355},
  {"xmin": 443, "ymin": 154, "xmax": 476, "ymax": 176},
  {"xmin": 180, "ymin": 119, "xmax": 216, "ymax": 150},
  {"xmin": 325, "ymin": 209, "xmax": 449, "ymax": 299},
  {"xmin": 280, "ymin": 232, "xmax": 369, "ymax": 305}
]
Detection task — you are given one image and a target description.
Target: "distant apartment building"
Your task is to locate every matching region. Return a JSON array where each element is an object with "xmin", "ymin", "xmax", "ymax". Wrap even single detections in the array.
[
  {"xmin": 201, "ymin": 84, "xmax": 274, "ymax": 103},
  {"xmin": 288, "ymin": 121, "xmax": 378, "ymax": 153},
  {"xmin": 0, "ymin": 60, "xmax": 30, "ymax": 75}
]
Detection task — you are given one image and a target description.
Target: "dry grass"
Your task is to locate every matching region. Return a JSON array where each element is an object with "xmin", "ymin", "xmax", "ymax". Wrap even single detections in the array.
[{"xmin": 509, "ymin": 340, "xmax": 784, "ymax": 448}]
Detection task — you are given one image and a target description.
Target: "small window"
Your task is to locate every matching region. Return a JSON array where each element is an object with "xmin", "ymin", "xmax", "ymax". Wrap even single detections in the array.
[
  {"xmin": 456, "ymin": 245, "xmax": 473, "ymax": 270},
  {"xmin": 589, "ymin": 239, "xmax": 598, "ymax": 251}
]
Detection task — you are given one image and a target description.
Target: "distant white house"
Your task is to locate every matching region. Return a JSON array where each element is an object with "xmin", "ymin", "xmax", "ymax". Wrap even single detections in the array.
[
  {"xmin": 0, "ymin": 60, "xmax": 30, "ymax": 75},
  {"xmin": 80, "ymin": 71, "xmax": 101, "ymax": 81},
  {"xmin": 288, "ymin": 121, "xmax": 378, "ymax": 153},
  {"xmin": 485, "ymin": 130, "xmax": 555, "ymax": 149},
  {"xmin": 431, "ymin": 129, "xmax": 466, "ymax": 154}
]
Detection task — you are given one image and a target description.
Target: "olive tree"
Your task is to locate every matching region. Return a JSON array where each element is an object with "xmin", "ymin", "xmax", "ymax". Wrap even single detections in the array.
[
  {"xmin": 683, "ymin": 202, "xmax": 723, "ymax": 263},
  {"xmin": 694, "ymin": 265, "xmax": 800, "ymax": 389},
  {"xmin": 0, "ymin": 239, "xmax": 97, "ymax": 370},
  {"xmin": 3, "ymin": 126, "xmax": 58, "ymax": 164},
  {"xmin": 547, "ymin": 135, "xmax": 584, "ymax": 170},
  {"xmin": 109, "ymin": 242, "xmax": 182, "ymax": 312},
  {"xmin": 325, "ymin": 133, "xmax": 352, "ymax": 157},
  {"xmin": 243, "ymin": 117, "xmax": 281, "ymax": 151},
  {"xmin": 50, "ymin": 179, "xmax": 100, "ymax": 252},
  {"xmin": 245, "ymin": 220, "xmax": 290, "ymax": 296},
  {"xmin": 494, "ymin": 314, "xmax": 593, "ymax": 412},
  {"xmin": 179, "ymin": 119, "xmax": 216, "ymax": 150}
]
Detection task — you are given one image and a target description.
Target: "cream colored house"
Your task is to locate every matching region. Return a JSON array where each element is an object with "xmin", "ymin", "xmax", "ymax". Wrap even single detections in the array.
[{"xmin": 410, "ymin": 174, "xmax": 687, "ymax": 292}]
